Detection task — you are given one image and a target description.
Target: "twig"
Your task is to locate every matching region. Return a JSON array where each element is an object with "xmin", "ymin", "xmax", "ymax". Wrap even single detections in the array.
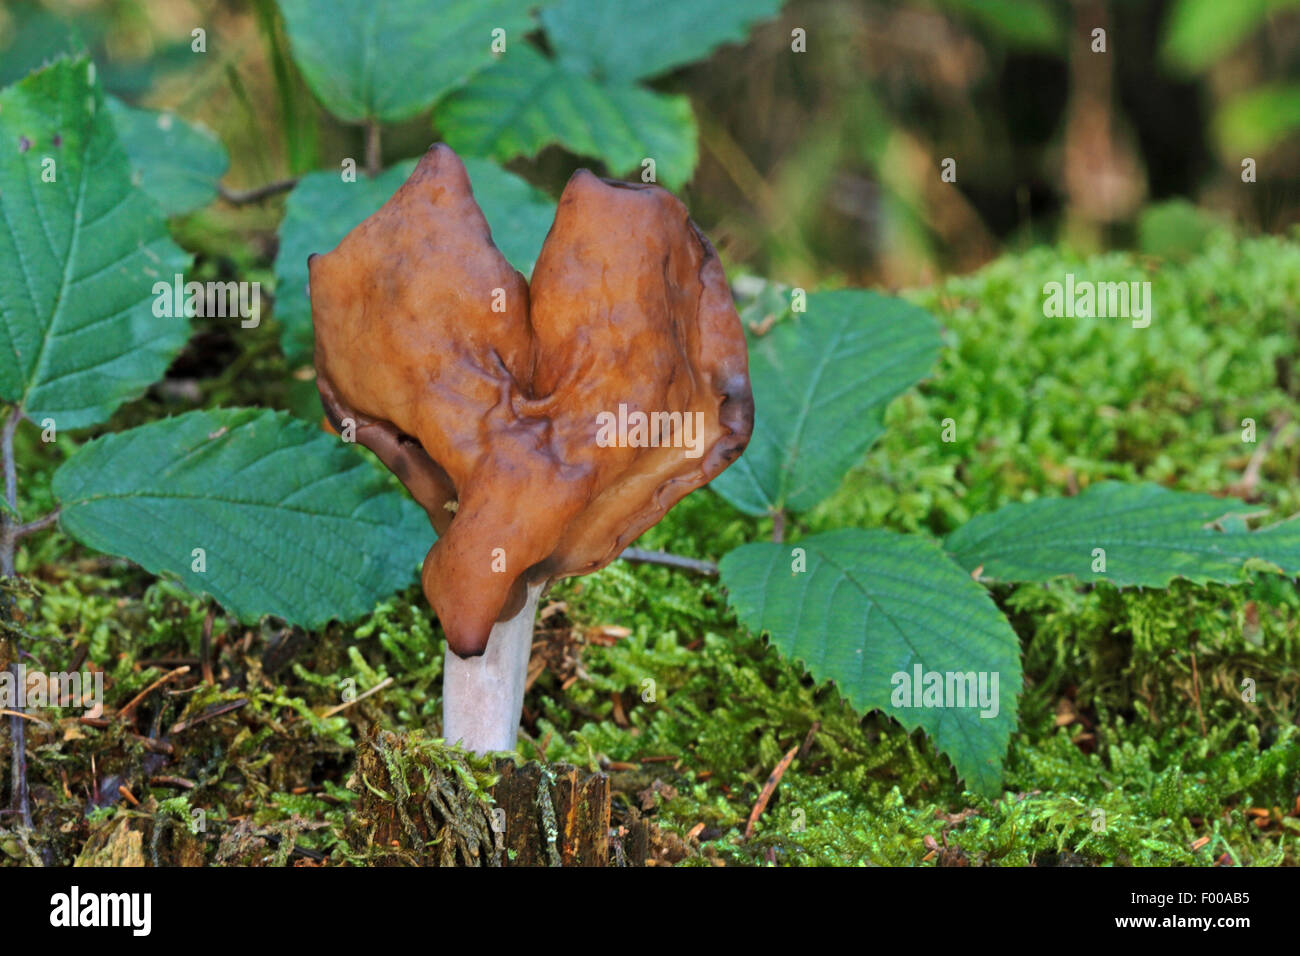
[
  {"xmin": 1190, "ymin": 652, "xmax": 1207, "ymax": 737},
  {"xmin": 12, "ymin": 509, "xmax": 59, "ymax": 541},
  {"xmin": 0, "ymin": 708, "xmax": 49, "ymax": 728},
  {"xmin": 1, "ymin": 407, "xmax": 17, "ymax": 507},
  {"xmin": 744, "ymin": 743, "xmax": 800, "ymax": 840},
  {"xmin": 217, "ymin": 177, "xmax": 298, "ymax": 205},
  {"xmin": 365, "ymin": 120, "xmax": 381, "ymax": 178},
  {"xmin": 8, "ymin": 673, "xmax": 31, "ymax": 828},
  {"xmin": 1, "ymin": 404, "xmax": 21, "ymax": 577},
  {"xmin": 771, "ymin": 509, "xmax": 786, "ymax": 544},
  {"xmin": 150, "ymin": 775, "xmax": 195, "ymax": 790},
  {"xmin": 200, "ymin": 607, "xmax": 215, "ymax": 685},
  {"xmin": 135, "ymin": 656, "xmax": 199, "ymax": 668},
  {"xmin": 133, "ymin": 735, "xmax": 174, "ymax": 756},
  {"xmin": 618, "ymin": 547, "xmax": 718, "ymax": 576},
  {"xmin": 117, "ymin": 665, "xmax": 190, "ymax": 721},
  {"xmin": 1232, "ymin": 418, "xmax": 1290, "ymax": 498},
  {"xmin": 78, "ymin": 718, "xmax": 175, "ymax": 754},
  {"xmin": 797, "ymin": 720, "xmax": 821, "ymax": 761},
  {"xmin": 1, "ymin": 405, "xmax": 33, "ymax": 828},
  {"xmin": 318, "ymin": 676, "xmax": 393, "ymax": 719},
  {"xmin": 169, "ymin": 697, "xmax": 249, "ymax": 735}
]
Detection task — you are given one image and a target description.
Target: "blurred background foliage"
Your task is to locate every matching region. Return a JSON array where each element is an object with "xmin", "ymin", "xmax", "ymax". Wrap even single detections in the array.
[{"xmin": 1, "ymin": 0, "xmax": 1296, "ymax": 292}]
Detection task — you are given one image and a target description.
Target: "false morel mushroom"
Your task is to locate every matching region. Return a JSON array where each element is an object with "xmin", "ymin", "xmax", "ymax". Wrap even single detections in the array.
[{"xmin": 309, "ymin": 145, "xmax": 753, "ymax": 753}]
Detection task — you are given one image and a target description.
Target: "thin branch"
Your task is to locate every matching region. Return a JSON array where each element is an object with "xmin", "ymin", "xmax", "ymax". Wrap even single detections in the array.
[
  {"xmin": 169, "ymin": 697, "xmax": 249, "ymax": 736},
  {"xmin": 744, "ymin": 742, "xmax": 800, "ymax": 839},
  {"xmin": 365, "ymin": 120, "xmax": 381, "ymax": 178},
  {"xmin": 117, "ymin": 665, "xmax": 190, "ymax": 722},
  {"xmin": 150, "ymin": 775, "xmax": 195, "ymax": 790},
  {"xmin": 200, "ymin": 606, "xmax": 215, "ymax": 685},
  {"xmin": 9, "ymin": 699, "xmax": 31, "ymax": 828},
  {"xmin": 2, "ymin": 405, "xmax": 17, "ymax": 514},
  {"xmin": 318, "ymin": 675, "xmax": 393, "ymax": 719},
  {"xmin": 619, "ymin": 547, "xmax": 718, "ymax": 576},
  {"xmin": 0, "ymin": 709, "xmax": 48, "ymax": 727},
  {"xmin": 1190, "ymin": 651, "xmax": 1207, "ymax": 738},
  {"xmin": 0, "ymin": 405, "xmax": 30, "ymax": 827},
  {"xmin": 1, "ymin": 405, "xmax": 21, "ymax": 578},
  {"xmin": 217, "ymin": 177, "xmax": 298, "ymax": 205},
  {"xmin": 13, "ymin": 509, "xmax": 59, "ymax": 542},
  {"xmin": 1231, "ymin": 418, "xmax": 1291, "ymax": 498}
]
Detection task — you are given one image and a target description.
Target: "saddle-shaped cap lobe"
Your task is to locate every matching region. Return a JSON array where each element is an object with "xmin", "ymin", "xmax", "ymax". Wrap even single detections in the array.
[{"xmin": 310, "ymin": 145, "xmax": 753, "ymax": 656}]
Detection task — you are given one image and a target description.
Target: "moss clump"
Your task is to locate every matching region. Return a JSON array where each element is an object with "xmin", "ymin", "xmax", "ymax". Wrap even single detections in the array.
[{"xmin": 343, "ymin": 729, "xmax": 502, "ymax": 867}]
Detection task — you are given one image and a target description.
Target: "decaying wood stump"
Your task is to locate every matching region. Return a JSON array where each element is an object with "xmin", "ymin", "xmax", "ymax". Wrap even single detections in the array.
[{"xmin": 346, "ymin": 728, "xmax": 617, "ymax": 866}]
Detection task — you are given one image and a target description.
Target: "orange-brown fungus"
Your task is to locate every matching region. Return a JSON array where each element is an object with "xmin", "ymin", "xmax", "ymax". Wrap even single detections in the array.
[{"xmin": 309, "ymin": 144, "xmax": 753, "ymax": 656}]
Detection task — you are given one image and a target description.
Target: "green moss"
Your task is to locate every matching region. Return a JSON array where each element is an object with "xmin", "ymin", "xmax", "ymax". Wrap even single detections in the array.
[{"xmin": 6, "ymin": 234, "xmax": 1299, "ymax": 866}]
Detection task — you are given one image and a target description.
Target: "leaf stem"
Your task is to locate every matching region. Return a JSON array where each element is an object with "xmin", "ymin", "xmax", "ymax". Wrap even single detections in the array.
[
  {"xmin": 217, "ymin": 177, "xmax": 299, "ymax": 205},
  {"xmin": 1, "ymin": 404, "xmax": 21, "ymax": 577},
  {"xmin": 13, "ymin": 509, "xmax": 59, "ymax": 541},
  {"xmin": 619, "ymin": 546, "xmax": 718, "ymax": 576}
]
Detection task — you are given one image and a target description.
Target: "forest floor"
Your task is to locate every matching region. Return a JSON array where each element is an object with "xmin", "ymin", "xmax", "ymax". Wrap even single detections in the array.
[{"xmin": 3, "ymin": 231, "xmax": 1299, "ymax": 866}]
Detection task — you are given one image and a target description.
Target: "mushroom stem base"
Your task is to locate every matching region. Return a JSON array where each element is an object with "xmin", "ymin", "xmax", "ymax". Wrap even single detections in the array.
[{"xmin": 442, "ymin": 584, "xmax": 542, "ymax": 755}]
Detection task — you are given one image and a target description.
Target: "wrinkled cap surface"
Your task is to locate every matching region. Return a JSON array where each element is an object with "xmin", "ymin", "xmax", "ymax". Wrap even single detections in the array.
[{"xmin": 310, "ymin": 144, "xmax": 753, "ymax": 656}]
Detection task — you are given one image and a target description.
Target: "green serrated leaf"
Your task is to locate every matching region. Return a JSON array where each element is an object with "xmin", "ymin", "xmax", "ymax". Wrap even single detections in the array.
[
  {"xmin": 720, "ymin": 529, "xmax": 1022, "ymax": 795},
  {"xmin": 106, "ymin": 96, "xmax": 229, "ymax": 216},
  {"xmin": 0, "ymin": 5, "xmax": 92, "ymax": 88},
  {"xmin": 710, "ymin": 289, "xmax": 943, "ymax": 516},
  {"xmin": 0, "ymin": 57, "xmax": 191, "ymax": 428},
  {"xmin": 436, "ymin": 44, "xmax": 698, "ymax": 189},
  {"xmin": 946, "ymin": 481, "xmax": 1300, "ymax": 586},
  {"xmin": 273, "ymin": 156, "xmax": 555, "ymax": 367},
  {"xmin": 539, "ymin": 0, "xmax": 785, "ymax": 83},
  {"xmin": 273, "ymin": 161, "xmax": 415, "ymax": 365},
  {"xmin": 52, "ymin": 408, "xmax": 432, "ymax": 628},
  {"xmin": 277, "ymin": 0, "xmax": 536, "ymax": 123}
]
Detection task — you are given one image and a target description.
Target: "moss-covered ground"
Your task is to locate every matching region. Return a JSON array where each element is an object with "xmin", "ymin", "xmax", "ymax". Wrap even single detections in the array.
[{"xmin": 3, "ymin": 232, "xmax": 1298, "ymax": 866}]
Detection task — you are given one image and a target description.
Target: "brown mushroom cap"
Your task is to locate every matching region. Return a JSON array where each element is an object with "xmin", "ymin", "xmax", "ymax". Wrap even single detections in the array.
[{"xmin": 310, "ymin": 145, "xmax": 753, "ymax": 656}]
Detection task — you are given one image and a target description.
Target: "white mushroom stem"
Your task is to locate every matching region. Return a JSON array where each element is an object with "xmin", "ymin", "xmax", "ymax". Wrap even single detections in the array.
[{"xmin": 442, "ymin": 583, "xmax": 542, "ymax": 755}]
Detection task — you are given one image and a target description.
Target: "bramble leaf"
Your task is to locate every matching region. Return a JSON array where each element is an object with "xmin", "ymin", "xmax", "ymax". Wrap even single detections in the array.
[
  {"xmin": 0, "ymin": 57, "xmax": 191, "ymax": 428},
  {"xmin": 107, "ymin": 96, "xmax": 229, "ymax": 216},
  {"xmin": 538, "ymin": 0, "xmax": 785, "ymax": 83},
  {"xmin": 710, "ymin": 289, "xmax": 943, "ymax": 516},
  {"xmin": 277, "ymin": 0, "xmax": 536, "ymax": 123},
  {"xmin": 946, "ymin": 481, "xmax": 1300, "ymax": 586},
  {"xmin": 53, "ymin": 408, "xmax": 431, "ymax": 628},
  {"xmin": 720, "ymin": 529, "xmax": 1022, "ymax": 796},
  {"xmin": 437, "ymin": 44, "xmax": 697, "ymax": 189}
]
